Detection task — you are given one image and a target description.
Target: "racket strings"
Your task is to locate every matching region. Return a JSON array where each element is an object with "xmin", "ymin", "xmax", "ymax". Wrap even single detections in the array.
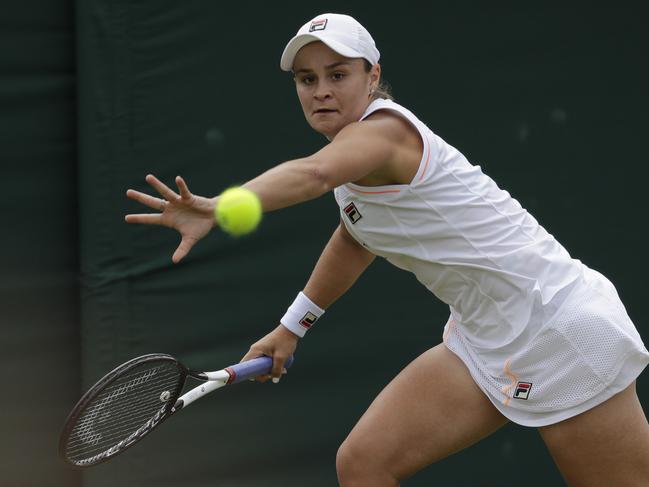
[
  {"xmin": 66, "ymin": 366, "xmax": 180, "ymax": 457},
  {"xmin": 64, "ymin": 361, "xmax": 182, "ymax": 462},
  {"xmin": 66, "ymin": 389, "xmax": 173, "ymax": 451},
  {"xmin": 71, "ymin": 368, "xmax": 179, "ymax": 433},
  {"xmin": 66, "ymin": 385, "xmax": 178, "ymax": 448},
  {"xmin": 69, "ymin": 365, "xmax": 179, "ymax": 440}
]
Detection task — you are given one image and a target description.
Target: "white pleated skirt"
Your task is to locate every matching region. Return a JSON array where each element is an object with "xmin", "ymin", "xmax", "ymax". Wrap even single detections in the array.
[{"xmin": 443, "ymin": 266, "xmax": 649, "ymax": 427}]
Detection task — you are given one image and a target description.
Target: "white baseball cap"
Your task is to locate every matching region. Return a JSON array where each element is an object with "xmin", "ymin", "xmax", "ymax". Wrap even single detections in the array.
[{"xmin": 280, "ymin": 13, "xmax": 380, "ymax": 72}]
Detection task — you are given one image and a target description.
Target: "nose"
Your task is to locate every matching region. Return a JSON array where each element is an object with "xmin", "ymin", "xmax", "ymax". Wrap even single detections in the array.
[{"xmin": 313, "ymin": 80, "xmax": 332, "ymax": 101}]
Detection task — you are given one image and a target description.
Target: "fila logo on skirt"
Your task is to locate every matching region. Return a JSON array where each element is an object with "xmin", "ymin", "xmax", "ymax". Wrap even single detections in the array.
[
  {"xmin": 344, "ymin": 202, "xmax": 362, "ymax": 224},
  {"xmin": 513, "ymin": 381, "xmax": 533, "ymax": 400}
]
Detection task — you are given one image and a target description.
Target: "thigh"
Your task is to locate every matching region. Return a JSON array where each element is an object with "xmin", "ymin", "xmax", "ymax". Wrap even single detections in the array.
[
  {"xmin": 340, "ymin": 343, "xmax": 508, "ymax": 480},
  {"xmin": 539, "ymin": 382, "xmax": 649, "ymax": 487}
]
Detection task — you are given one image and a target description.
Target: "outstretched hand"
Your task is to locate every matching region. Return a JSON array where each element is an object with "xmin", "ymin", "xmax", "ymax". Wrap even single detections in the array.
[{"xmin": 125, "ymin": 174, "xmax": 217, "ymax": 263}]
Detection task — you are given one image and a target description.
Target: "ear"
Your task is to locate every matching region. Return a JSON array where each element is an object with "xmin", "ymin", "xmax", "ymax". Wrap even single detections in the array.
[{"xmin": 370, "ymin": 63, "xmax": 382, "ymax": 87}]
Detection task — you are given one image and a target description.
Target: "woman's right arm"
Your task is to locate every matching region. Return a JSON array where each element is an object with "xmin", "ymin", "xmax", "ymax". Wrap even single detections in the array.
[
  {"xmin": 241, "ymin": 222, "xmax": 375, "ymax": 381},
  {"xmin": 125, "ymin": 115, "xmax": 407, "ymax": 263}
]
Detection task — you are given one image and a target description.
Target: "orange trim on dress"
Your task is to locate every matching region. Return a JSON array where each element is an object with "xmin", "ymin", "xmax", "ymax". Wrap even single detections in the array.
[
  {"xmin": 442, "ymin": 318, "xmax": 456, "ymax": 343},
  {"xmin": 348, "ymin": 187, "xmax": 402, "ymax": 195},
  {"xmin": 418, "ymin": 139, "xmax": 432, "ymax": 182},
  {"xmin": 501, "ymin": 359, "xmax": 519, "ymax": 407}
]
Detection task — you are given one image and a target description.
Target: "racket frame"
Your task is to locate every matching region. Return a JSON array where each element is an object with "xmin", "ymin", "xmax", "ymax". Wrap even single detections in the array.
[
  {"xmin": 59, "ymin": 353, "xmax": 289, "ymax": 468},
  {"xmin": 59, "ymin": 354, "xmax": 192, "ymax": 467}
]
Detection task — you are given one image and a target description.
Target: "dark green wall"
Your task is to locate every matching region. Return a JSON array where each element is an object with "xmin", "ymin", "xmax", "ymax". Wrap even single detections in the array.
[
  {"xmin": 0, "ymin": 2, "xmax": 80, "ymax": 486},
  {"xmin": 2, "ymin": 2, "xmax": 647, "ymax": 486}
]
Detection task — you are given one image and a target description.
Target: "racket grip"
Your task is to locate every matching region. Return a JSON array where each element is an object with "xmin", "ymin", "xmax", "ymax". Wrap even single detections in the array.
[{"xmin": 226, "ymin": 355, "xmax": 294, "ymax": 384}]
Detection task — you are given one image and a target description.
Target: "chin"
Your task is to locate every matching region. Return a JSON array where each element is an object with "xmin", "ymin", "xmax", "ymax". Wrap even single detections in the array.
[
  {"xmin": 308, "ymin": 121, "xmax": 332, "ymax": 137},
  {"xmin": 310, "ymin": 119, "xmax": 345, "ymax": 139}
]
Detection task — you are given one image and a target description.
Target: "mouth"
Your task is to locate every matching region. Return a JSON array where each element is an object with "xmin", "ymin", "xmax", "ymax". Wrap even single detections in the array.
[{"xmin": 312, "ymin": 108, "xmax": 338, "ymax": 115}]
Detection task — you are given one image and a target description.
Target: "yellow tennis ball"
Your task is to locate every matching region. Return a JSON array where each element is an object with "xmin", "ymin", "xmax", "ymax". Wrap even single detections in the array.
[{"xmin": 215, "ymin": 187, "xmax": 262, "ymax": 236}]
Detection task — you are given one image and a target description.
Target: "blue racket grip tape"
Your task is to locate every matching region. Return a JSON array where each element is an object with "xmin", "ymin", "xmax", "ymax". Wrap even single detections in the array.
[{"xmin": 226, "ymin": 355, "xmax": 294, "ymax": 384}]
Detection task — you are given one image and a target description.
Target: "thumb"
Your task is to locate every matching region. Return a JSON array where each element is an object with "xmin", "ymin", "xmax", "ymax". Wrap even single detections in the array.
[
  {"xmin": 240, "ymin": 349, "xmax": 264, "ymax": 363},
  {"xmin": 172, "ymin": 236, "xmax": 196, "ymax": 264}
]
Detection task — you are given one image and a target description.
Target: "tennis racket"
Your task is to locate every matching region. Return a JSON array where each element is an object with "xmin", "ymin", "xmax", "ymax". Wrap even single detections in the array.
[{"xmin": 59, "ymin": 353, "xmax": 293, "ymax": 467}]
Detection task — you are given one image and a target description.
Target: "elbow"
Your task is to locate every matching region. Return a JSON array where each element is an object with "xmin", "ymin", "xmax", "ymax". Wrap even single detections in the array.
[{"xmin": 308, "ymin": 162, "xmax": 336, "ymax": 197}]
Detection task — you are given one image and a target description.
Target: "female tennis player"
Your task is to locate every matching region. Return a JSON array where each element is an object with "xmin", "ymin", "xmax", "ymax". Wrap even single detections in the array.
[{"xmin": 126, "ymin": 13, "xmax": 649, "ymax": 486}]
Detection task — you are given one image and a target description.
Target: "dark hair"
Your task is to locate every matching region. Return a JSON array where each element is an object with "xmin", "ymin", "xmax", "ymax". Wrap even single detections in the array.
[{"xmin": 363, "ymin": 59, "xmax": 394, "ymax": 101}]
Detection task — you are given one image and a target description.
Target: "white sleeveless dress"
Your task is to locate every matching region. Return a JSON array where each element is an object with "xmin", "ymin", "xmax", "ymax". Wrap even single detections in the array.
[{"xmin": 333, "ymin": 99, "xmax": 649, "ymax": 426}]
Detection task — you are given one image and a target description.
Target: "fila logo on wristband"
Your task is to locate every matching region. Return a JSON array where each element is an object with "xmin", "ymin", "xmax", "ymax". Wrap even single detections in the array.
[
  {"xmin": 299, "ymin": 312, "xmax": 318, "ymax": 329},
  {"xmin": 344, "ymin": 202, "xmax": 362, "ymax": 224},
  {"xmin": 281, "ymin": 291, "xmax": 324, "ymax": 337}
]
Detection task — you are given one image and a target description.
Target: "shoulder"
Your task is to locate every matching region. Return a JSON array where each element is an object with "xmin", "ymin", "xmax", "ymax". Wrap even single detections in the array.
[
  {"xmin": 336, "ymin": 108, "xmax": 419, "ymax": 145},
  {"xmin": 328, "ymin": 106, "xmax": 423, "ymax": 186},
  {"xmin": 366, "ymin": 109, "xmax": 419, "ymax": 139}
]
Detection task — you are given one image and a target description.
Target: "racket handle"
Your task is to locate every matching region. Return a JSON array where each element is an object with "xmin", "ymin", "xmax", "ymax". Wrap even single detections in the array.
[{"xmin": 226, "ymin": 355, "xmax": 294, "ymax": 384}]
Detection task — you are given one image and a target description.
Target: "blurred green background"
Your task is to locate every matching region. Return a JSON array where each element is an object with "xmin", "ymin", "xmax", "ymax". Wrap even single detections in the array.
[{"xmin": 1, "ymin": 2, "xmax": 647, "ymax": 486}]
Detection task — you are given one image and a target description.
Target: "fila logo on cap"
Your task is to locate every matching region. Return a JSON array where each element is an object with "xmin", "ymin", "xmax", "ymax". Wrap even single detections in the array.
[
  {"xmin": 344, "ymin": 202, "xmax": 362, "ymax": 224},
  {"xmin": 513, "ymin": 381, "xmax": 532, "ymax": 400},
  {"xmin": 309, "ymin": 18, "xmax": 328, "ymax": 32},
  {"xmin": 299, "ymin": 311, "xmax": 318, "ymax": 329}
]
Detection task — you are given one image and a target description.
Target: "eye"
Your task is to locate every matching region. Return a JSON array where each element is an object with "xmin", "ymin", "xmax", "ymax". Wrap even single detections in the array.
[
  {"xmin": 296, "ymin": 75, "xmax": 315, "ymax": 86},
  {"xmin": 331, "ymin": 72, "xmax": 346, "ymax": 81}
]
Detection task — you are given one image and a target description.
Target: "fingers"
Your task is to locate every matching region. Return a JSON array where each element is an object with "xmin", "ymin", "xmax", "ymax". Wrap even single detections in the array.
[
  {"xmin": 239, "ymin": 351, "xmax": 269, "ymax": 383},
  {"xmin": 253, "ymin": 369, "xmax": 287, "ymax": 384},
  {"xmin": 259, "ymin": 355, "xmax": 289, "ymax": 384},
  {"xmin": 239, "ymin": 350, "xmax": 289, "ymax": 384},
  {"xmin": 126, "ymin": 189, "xmax": 167, "ymax": 211},
  {"xmin": 270, "ymin": 356, "xmax": 287, "ymax": 382},
  {"xmin": 176, "ymin": 176, "xmax": 192, "ymax": 200},
  {"xmin": 125, "ymin": 175, "xmax": 179, "ymax": 218},
  {"xmin": 146, "ymin": 174, "xmax": 180, "ymax": 202},
  {"xmin": 124, "ymin": 214, "xmax": 164, "ymax": 225}
]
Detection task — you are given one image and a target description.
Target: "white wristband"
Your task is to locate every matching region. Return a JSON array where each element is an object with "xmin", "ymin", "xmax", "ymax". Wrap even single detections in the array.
[{"xmin": 280, "ymin": 292, "xmax": 325, "ymax": 338}]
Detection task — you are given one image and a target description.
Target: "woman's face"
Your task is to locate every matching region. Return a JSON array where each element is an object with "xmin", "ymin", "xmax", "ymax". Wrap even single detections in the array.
[{"xmin": 292, "ymin": 41, "xmax": 380, "ymax": 140}]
